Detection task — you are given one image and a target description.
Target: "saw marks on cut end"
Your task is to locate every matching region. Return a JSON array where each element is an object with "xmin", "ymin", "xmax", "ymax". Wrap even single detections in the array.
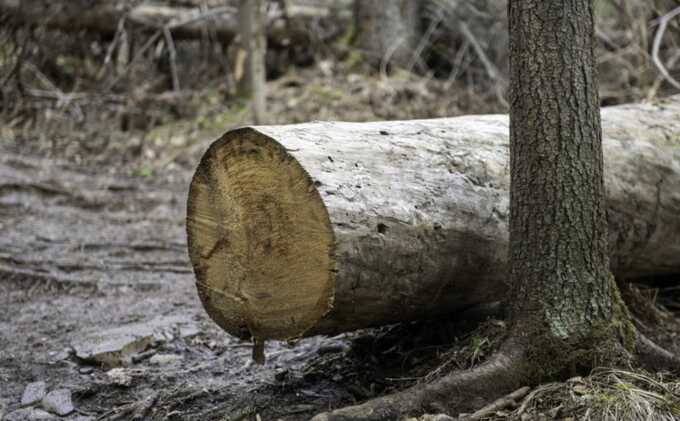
[{"xmin": 187, "ymin": 128, "xmax": 336, "ymax": 345}]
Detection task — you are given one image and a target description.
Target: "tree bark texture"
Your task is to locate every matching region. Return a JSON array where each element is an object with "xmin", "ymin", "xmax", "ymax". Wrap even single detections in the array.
[
  {"xmin": 354, "ymin": 0, "xmax": 421, "ymax": 69},
  {"xmin": 186, "ymin": 96, "xmax": 680, "ymax": 343},
  {"xmin": 508, "ymin": 0, "xmax": 614, "ymax": 342}
]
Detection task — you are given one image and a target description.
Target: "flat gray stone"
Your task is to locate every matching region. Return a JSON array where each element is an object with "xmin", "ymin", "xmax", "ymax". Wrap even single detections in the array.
[
  {"xmin": 41, "ymin": 389, "xmax": 74, "ymax": 416},
  {"xmin": 71, "ymin": 315, "xmax": 199, "ymax": 367},
  {"xmin": 71, "ymin": 325, "xmax": 155, "ymax": 368},
  {"xmin": 5, "ymin": 408, "xmax": 57, "ymax": 421},
  {"xmin": 21, "ymin": 381, "xmax": 47, "ymax": 406},
  {"xmin": 148, "ymin": 354, "xmax": 183, "ymax": 365},
  {"xmin": 179, "ymin": 324, "xmax": 201, "ymax": 339}
]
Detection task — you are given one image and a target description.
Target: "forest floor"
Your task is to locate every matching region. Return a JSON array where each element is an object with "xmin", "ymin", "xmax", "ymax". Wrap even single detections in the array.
[{"xmin": 2, "ymin": 63, "xmax": 680, "ymax": 421}]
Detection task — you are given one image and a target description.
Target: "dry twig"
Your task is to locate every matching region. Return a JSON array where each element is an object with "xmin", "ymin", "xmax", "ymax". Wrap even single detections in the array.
[
  {"xmin": 466, "ymin": 386, "xmax": 531, "ymax": 420},
  {"xmin": 651, "ymin": 6, "xmax": 680, "ymax": 90}
]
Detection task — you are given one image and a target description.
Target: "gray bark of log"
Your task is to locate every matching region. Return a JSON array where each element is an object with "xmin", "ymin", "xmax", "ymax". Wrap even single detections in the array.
[{"xmin": 243, "ymin": 96, "xmax": 680, "ymax": 336}]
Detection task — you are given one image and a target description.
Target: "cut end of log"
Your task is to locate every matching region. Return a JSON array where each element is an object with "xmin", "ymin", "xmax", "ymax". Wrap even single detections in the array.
[{"xmin": 186, "ymin": 128, "xmax": 336, "ymax": 342}]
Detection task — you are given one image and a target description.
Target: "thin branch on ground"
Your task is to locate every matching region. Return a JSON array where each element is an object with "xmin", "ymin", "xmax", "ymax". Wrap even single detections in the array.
[
  {"xmin": 636, "ymin": 333, "xmax": 680, "ymax": 373},
  {"xmin": 466, "ymin": 386, "xmax": 531, "ymax": 420}
]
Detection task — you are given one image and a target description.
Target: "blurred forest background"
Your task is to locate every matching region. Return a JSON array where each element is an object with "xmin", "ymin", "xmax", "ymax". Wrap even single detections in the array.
[{"xmin": 1, "ymin": 0, "xmax": 679, "ymax": 174}]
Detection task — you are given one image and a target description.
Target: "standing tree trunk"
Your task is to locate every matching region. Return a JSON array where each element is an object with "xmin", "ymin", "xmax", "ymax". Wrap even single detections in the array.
[
  {"xmin": 237, "ymin": 0, "xmax": 267, "ymax": 124},
  {"xmin": 507, "ymin": 0, "xmax": 633, "ymax": 374},
  {"xmin": 354, "ymin": 0, "xmax": 420, "ymax": 70}
]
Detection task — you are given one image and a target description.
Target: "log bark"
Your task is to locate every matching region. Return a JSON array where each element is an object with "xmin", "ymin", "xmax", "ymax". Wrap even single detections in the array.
[
  {"xmin": 186, "ymin": 96, "xmax": 680, "ymax": 344},
  {"xmin": 0, "ymin": 0, "xmax": 352, "ymax": 45}
]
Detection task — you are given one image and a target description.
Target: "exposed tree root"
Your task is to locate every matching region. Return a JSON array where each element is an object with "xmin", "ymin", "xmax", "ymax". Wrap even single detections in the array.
[
  {"xmin": 636, "ymin": 334, "xmax": 680, "ymax": 373},
  {"xmin": 311, "ymin": 329, "xmax": 680, "ymax": 421},
  {"xmin": 311, "ymin": 343, "xmax": 527, "ymax": 421}
]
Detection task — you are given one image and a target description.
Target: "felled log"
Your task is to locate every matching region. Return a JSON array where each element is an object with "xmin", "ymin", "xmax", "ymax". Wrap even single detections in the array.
[
  {"xmin": 0, "ymin": 0, "xmax": 352, "ymax": 45},
  {"xmin": 186, "ymin": 96, "xmax": 680, "ymax": 346}
]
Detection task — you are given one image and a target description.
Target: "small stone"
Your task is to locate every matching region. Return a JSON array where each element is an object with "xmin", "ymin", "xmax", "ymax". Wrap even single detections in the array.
[
  {"xmin": 71, "ymin": 315, "xmax": 200, "ymax": 367},
  {"xmin": 106, "ymin": 368, "xmax": 133, "ymax": 387},
  {"xmin": 48, "ymin": 349, "xmax": 72, "ymax": 362},
  {"xmin": 71, "ymin": 325, "xmax": 155, "ymax": 368},
  {"xmin": 179, "ymin": 324, "xmax": 200, "ymax": 340},
  {"xmin": 149, "ymin": 354, "xmax": 183, "ymax": 365},
  {"xmin": 21, "ymin": 381, "xmax": 47, "ymax": 406},
  {"xmin": 79, "ymin": 366, "xmax": 94, "ymax": 375},
  {"xmin": 5, "ymin": 408, "xmax": 57, "ymax": 421},
  {"xmin": 418, "ymin": 415, "xmax": 455, "ymax": 421},
  {"xmin": 41, "ymin": 389, "xmax": 74, "ymax": 416}
]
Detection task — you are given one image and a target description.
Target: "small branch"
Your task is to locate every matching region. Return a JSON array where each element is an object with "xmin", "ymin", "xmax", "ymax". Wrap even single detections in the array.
[
  {"xmin": 636, "ymin": 333, "xmax": 680, "ymax": 373},
  {"xmin": 97, "ymin": 15, "xmax": 128, "ymax": 80},
  {"xmin": 651, "ymin": 6, "xmax": 680, "ymax": 91},
  {"xmin": 406, "ymin": 7, "xmax": 444, "ymax": 74},
  {"xmin": 163, "ymin": 26, "xmax": 181, "ymax": 91},
  {"xmin": 466, "ymin": 386, "xmax": 531, "ymax": 420},
  {"xmin": 459, "ymin": 21, "xmax": 508, "ymax": 108},
  {"xmin": 106, "ymin": 30, "xmax": 163, "ymax": 90}
]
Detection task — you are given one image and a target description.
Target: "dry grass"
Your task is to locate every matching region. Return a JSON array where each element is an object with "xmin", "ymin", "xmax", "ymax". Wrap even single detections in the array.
[{"xmin": 507, "ymin": 368, "xmax": 680, "ymax": 421}]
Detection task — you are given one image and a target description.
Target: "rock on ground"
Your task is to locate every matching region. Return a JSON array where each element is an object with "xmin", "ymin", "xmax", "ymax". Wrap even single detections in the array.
[
  {"xmin": 405, "ymin": 415, "xmax": 455, "ymax": 421},
  {"xmin": 106, "ymin": 368, "xmax": 134, "ymax": 387},
  {"xmin": 149, "ymin": 354, "xmax": 183, "ymax": 365},
  {"xmin": 5, "ymin": 408, "xmax": 57, "ymax": 421},
  {"xmin": 21, "ymin": 381, "xmax": 47, "ymax": 406},
  {"xmin": 70, "ymin": 315, "xmax": 200, "ymax": 368},
  {"xmin": 41, "ymin": 389, "xmax": 74, "ymax": 416}
]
